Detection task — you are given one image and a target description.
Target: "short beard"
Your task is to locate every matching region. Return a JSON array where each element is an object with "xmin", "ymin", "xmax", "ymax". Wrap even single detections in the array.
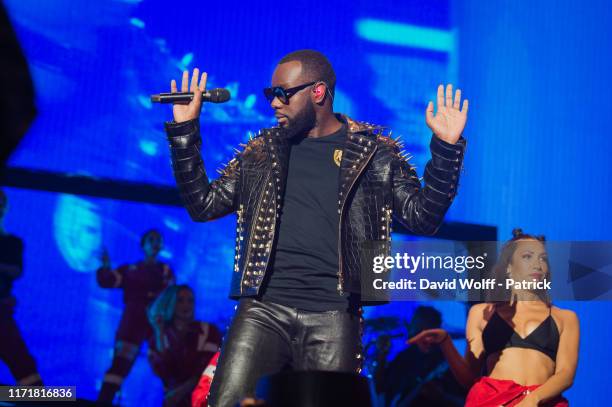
[{"xmin": 284, "ymin": 102, "xmax": 316, "ymax": 139}]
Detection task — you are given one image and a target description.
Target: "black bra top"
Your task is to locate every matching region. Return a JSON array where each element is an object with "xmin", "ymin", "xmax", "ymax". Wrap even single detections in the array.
[{"xmin": 482, "ymin": 308, "xmax": 560, "ymax": 361}]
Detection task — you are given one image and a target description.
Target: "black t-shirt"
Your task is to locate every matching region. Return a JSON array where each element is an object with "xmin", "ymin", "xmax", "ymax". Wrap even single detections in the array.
[
  {"xmin": 261, "ymin": 124, "xmax": 350, "ymax": 311},
  {"xmin": 0, "ymin": 234, "xmax": 23, "ymax": 299}
]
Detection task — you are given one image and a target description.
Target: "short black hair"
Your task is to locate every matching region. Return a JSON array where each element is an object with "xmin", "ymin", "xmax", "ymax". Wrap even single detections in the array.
[
  {"xmin": 278, "ymin": 49, "xmax": 336, "ymax": 97},
  {"xmin": 411, "ymin": 306, "xmax": 442, "ymax": 329}
]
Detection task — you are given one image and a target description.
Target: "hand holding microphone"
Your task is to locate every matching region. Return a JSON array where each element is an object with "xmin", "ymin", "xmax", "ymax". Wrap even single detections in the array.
[
  {"xmin": 156, "ymin": 68, "xmax": 230, "ymax": 123},
  {"xmin": 151, "ymin": 88, "xmax": 230, "ymax": 104}
]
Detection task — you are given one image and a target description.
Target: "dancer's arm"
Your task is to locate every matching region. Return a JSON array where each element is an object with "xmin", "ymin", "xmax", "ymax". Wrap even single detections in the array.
[{"xmin": 96, "ymin": 250, "xmax": 124, "ymax": 288}]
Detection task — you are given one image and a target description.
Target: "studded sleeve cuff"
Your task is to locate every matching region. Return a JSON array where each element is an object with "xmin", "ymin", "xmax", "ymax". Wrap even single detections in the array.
[{"xmin": 425, "ymin": 135, "xmax": 466, "ymax": 200}]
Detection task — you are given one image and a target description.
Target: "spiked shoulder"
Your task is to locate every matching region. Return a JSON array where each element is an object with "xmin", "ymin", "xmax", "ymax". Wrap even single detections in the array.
[
  {"xmin": 241, "ymin": 128, "xmax": 270, "ymax": 159},
  {"xmin": 344, "ymin": 115, "xmax": 387, "ymax": 135},
  {"xmin": 373, "ymin": 130, "xmax": 417, "ymax": 177},
  {"xmin": 341, "ymin": 114, "xmax": 413, "ymax": 161},
  {"xmin": 375, "ymin": 132, "xmax": 407, "ymax": 153}
]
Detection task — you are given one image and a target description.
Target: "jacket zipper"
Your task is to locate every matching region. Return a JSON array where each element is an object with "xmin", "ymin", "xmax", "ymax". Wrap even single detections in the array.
[
  {"xmin": 337, "ymin": 144, "xmax": 377, "ymax": 294},
  {"xmin": 239, "ymin": 171, "xmax": 270, "ymax": 294},
  {"xmin": 234, "ymin": 204, "xmax": 244, "ymax": 273},
  {"xmin": 384, "ymin": 206, "xmax": 392, "ymax": 241}
]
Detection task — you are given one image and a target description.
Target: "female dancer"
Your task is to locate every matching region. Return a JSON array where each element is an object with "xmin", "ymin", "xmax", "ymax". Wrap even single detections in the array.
[
  {"xmin": 147, "ymin": 284, "xmax": 221, "ymax": 407},
  {"xmin": 409, "ymin": 229, "xmax": 579, "ymax": 406}
]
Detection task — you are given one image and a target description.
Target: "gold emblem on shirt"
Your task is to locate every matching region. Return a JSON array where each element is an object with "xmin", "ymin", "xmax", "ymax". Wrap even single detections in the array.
[{"xmin": 333, "ymin": 149, "xmax": 343, "ymax": 167}]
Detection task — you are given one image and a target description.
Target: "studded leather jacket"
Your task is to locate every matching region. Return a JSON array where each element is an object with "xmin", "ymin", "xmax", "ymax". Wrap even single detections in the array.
[{"xmin": 165, "ymin": 114, "xmax": 466, "ymax": 299}]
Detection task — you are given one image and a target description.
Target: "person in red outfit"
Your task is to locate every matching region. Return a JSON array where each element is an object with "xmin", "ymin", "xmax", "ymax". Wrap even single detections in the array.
[
  {"xmin": 0, "ymin": 190, "xmax": 43, "ymax": 386},
  {"xmin": 191, "ymin": 351, "xmax": 219, "ymax": 407},
  {"xmin": 97, "ymin": 229, "xmax": 175, "ymax": 403},
  {"xmin": 409, "ymin": 230, "xmax": 579, "ymax": 407},
  {"xmin": 147, "ymin": 284, "xmax": 221, "ymax": 407}
]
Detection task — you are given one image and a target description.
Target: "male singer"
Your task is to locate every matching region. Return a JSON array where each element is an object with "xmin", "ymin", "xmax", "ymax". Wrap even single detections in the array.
[{"xmin": 163, "ymin": 49, "xmax": 468, "ymax": 407}]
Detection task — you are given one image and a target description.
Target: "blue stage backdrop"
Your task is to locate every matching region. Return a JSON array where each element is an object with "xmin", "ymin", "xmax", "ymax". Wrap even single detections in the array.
[{"xmin": 2, "ymin": 0, "xmax": 611, "ymax": 405}]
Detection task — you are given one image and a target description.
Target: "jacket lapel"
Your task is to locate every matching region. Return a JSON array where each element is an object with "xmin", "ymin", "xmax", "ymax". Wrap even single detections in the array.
[
  {"xmin": 338, "ymin": 116, "xmax": 380, "ymax": 211},
  {"xmin": 264, "ymin": 127, "xmax": 291, "ymax": 206}
]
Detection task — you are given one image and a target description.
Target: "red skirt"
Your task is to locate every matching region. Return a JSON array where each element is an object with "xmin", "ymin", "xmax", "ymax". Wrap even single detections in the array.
[{"xmin": 466, "ymin": 376, "xmax": 569, "ymax": 407}]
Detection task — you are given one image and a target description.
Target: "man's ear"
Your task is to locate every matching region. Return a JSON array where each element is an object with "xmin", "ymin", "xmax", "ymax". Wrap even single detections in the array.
[{"xmin": 312, "ymin": 82, "xmax": 327, "ymax": 104}]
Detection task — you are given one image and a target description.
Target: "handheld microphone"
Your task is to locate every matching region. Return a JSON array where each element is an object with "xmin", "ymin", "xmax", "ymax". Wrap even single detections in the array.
[{"xmin": 150, "ymin": 88, "xmax": 231, "ymax": 104}]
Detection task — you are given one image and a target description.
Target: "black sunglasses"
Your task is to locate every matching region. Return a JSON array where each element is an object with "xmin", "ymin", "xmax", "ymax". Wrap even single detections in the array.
[{"xmin": 263, "ymin": 81, "xmax": 317, "ymax": 104}]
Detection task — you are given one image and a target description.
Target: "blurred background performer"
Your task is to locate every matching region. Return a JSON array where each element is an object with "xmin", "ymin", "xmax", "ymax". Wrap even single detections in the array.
[
  {"xmin": 97, "ymin": 229, "xmax": 175, "ymax": 403},
  {"xmin": 0, "ymin": 190, "xmax": 42, "ymax": 386},
  {"xmin": 147, "ymin": 285, "xmax": 221, "ymax": 407},
  {"xmin": 409, "ymin": 230, "xmax": 579, "ymax": 407},
  {"xmin": 373, "ymin": 306, "xmax": 464, "ymax": 407}
]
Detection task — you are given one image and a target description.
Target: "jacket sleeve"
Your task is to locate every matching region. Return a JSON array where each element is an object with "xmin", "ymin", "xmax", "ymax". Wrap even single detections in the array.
[
  {"xmin": 165, "ymin": 118, "xmax": 239, "ymax": 222},
  {"xmin": 392, "ymin": 135, "xmax": 466, "ymax": 235}
]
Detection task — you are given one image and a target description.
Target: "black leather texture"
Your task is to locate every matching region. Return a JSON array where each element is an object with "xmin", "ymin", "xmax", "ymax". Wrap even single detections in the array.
[
  {"xmin": 207, "ymin": 298, "xmax": 363, "ymax": 407},
  {"xmin": 165, "ymin": 114, "xmax": 466, "ymax": 298}
]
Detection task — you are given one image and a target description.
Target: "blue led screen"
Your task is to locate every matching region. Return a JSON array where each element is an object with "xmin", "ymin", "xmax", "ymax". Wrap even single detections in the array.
[{"xmin": 2, "ymin": 0, "xmax": 612, "ymax": 405}]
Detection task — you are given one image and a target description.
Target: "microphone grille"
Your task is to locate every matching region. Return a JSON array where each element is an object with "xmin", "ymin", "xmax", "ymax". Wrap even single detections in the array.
[{"xmin": 210, "ymin": 88, "xmax": 231, "ymax": 103}]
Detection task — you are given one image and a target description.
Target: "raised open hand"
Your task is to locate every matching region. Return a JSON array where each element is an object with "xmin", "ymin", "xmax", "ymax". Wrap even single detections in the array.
[
  {"xmin": 171, "ymin": 68, "xmax": 207, "ymax": 123},
  {"xmin": 425, "ymin": 84, "xmax": 468, "ymax": 144}
]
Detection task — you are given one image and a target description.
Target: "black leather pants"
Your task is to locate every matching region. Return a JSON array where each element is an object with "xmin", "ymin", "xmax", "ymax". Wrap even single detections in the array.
[{"xmin": 207, "ymin": 298, "xmax": 363, "ymax": 407}]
